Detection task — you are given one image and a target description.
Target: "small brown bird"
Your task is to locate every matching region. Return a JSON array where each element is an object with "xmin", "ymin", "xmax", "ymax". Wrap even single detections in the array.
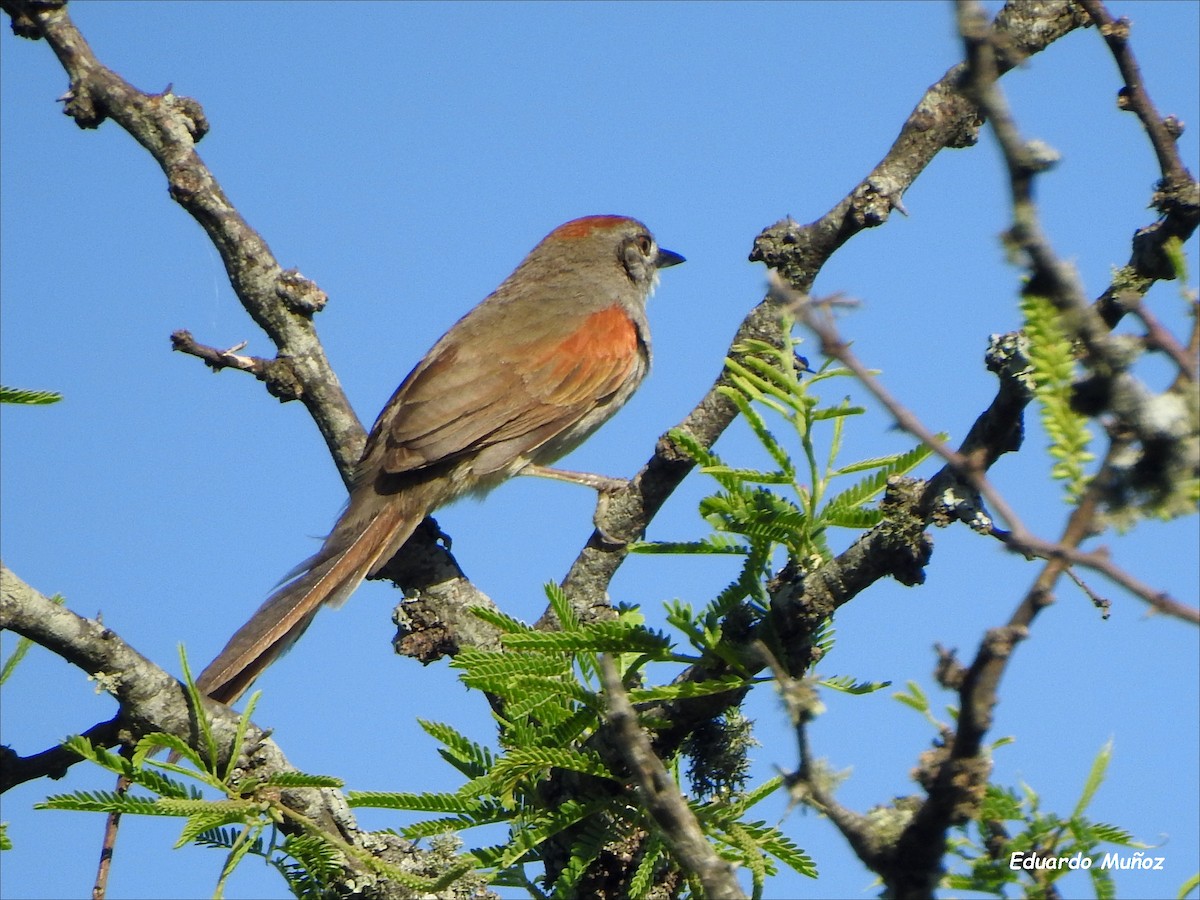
[{"xmin": 195, "ymin": 215, "xmax": 683, "ymax": 704}]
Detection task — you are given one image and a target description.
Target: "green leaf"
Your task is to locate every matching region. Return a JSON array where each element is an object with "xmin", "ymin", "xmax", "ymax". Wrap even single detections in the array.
[
  {"xmin": 1072, "ymin": 738, "xmax": 1112, "ymax": 819},
  {"xmin": 501, "ymin": 621, "xmax": 672, "ymax": 654},
  {"xmin": 717, "ymin": 380, "xmax": 795, "ymax": 477},
  {"xmin": 419, "ymin": 720, "xmax": 495, "ymax": 779},
  {"xmin": 628, "ymin": 832, "xmax": 667, "ymax": 899},
  {"xmin": 893, "ymin": 681, "xmax": 930, "ymax": 714},
  {"xmin": 488, "ymin": 746, "xmax": 613, "ymax": 785},
  {"xmin": 626, "ymin": 675, "xmax": 755, "ymax": 704},
  {"xmin": 699, "ymin": 466, "xmax": 794, "ymax": 485},
  {"xmin": 545, "ymin": 582, "xmax": 582, "ymax": 632},
  {"xmin": 820, "ymin": 506, "xmax": 883, "ymax": 528},
  {"xmin": 172, "ymin": 802, "xmax": 259, "ymax": 849},
  {"xmin": 468, "ymin": 605, "xmax": 534, "ymax": 634},
  {"xmin": 453, "ymin": 649, "xmax": 570, "ymax": 680},
  {"xmin": 2, "ymin": 595, "xmax": 66, "ymax": 686},
  {"xmin": 38, "ymin": 791, "xmax": 171, "ymax": 816},
  {"xmin": 348, "ymin": 791, "xmax": 485, "ymax": 813},
  {"xmin": 133, "ymin": 733, "xmax": 202, "ymax": 774},
  {"xmin": 811, "ymin": 404, "xmax": 865, "ymax": 420},
  {"xmin": 819, "ymin": 440, "xmax": 935, "ymax": 520},
  {"xmin": 0, "ymin": 386, "xmax": 63, "ymax": 405},
  {"xmin": 667, "ymin": 427, "xmax": 722, "ymax": 469},
  {"xmin": 629, "ymin": 537, "xmax": 749, "ymax": 556},
  {"xmin": 257, "ymin": 772, "xmax": 344, "ymax": 789},
  {"xmin": 1020, "ymin": 294, "xmax": 1094, "ymax": 503},
  {"xmin": 401, "ymin": 811, "xmax": 511, "ymax": 840},
  {"xmin": 819, "ymin": 675, "xmax": 891, "ymax": 694}
]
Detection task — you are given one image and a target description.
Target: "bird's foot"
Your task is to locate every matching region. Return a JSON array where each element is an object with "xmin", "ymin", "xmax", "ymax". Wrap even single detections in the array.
[{"xmin": 522, "ymin": 464, "xmax": 631, "ymax": 547}]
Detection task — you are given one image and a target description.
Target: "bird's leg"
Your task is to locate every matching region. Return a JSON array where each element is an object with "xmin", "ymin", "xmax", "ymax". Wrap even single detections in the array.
[
  {"xmin": 521, "ymin": 464, "xmax": 630, "ymax": 546},
  {"xmin": 521, "ymin": 463, "xmax": 629, "ymax": 493}
]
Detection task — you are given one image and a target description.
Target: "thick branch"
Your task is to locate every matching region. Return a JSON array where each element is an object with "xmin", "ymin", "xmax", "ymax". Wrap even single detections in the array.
[
  {"xmin": 0, "ymin": 563, "xmax": 460, "ymax": 900},
  {"xmin": 1, "ymin": 0, "xmax": 364, "ymax": 477},
  {"xmin": 1, "ymin": 0, "xmax": 495, "ymax": 656},
  {"xmin": 556, "ymin": 0, "xmax": 1090, "ymax": 629}
]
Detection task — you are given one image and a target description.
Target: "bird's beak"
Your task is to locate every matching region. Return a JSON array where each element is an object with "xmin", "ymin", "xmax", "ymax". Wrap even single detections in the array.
[{"xmin": 656, "ymin": 248, "xmax": 685, "ymax": 269}]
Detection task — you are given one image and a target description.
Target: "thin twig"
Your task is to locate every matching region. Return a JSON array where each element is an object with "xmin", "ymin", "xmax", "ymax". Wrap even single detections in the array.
[
  {"xmin": 782, "ymin": 284, "xmax": 1196, "ymax": 623},
  {"xmin": 1076, "ymin": 0, "xmax": 1193, "ymax": 186}
]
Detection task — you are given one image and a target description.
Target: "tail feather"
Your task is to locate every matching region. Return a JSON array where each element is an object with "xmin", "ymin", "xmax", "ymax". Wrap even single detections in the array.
[{"xmin": 195, "ymin": 494, "xmax": 426, "ymax": 706}]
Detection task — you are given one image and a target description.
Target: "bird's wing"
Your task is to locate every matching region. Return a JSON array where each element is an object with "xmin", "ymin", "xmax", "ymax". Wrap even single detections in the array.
[{"xmin": 367, "ymin": 303, "xmax": 643, "ymax": 477}]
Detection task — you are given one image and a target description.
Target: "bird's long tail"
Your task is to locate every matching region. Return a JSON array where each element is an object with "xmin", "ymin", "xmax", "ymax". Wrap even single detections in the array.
[{"xmin": 194, "ymin": 481, "xmax": 443, "ymax": 706}]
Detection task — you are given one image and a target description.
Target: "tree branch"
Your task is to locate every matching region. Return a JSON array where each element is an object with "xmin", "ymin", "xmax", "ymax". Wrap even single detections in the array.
[
  {"xmin": 599, "ymin": 655, "xmax": 747, "ymax": 900},
  {"xmin": 1, "ymin": 0, "xmax": 499, "ymax": 660},
  {"xmin": 0, "ymin": 563, "xmax": 470, "ymax": 899},
  {"xmin": 556, "ymin": 0, "xmax": 1091, "ymax": 627}
]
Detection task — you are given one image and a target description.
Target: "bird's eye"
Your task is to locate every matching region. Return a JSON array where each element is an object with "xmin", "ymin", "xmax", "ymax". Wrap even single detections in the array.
[{"xmin": 636, "ymin": 235, "xmax": 653, "ymax": 256}]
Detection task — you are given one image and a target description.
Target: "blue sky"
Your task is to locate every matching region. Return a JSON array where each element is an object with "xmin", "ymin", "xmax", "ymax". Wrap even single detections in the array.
[{"xmin": 1, "ymin": 2, "xmax": 1197, "ymax": 898}]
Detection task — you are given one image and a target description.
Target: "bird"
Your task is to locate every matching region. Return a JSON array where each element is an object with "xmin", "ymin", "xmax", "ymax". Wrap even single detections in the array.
[{"xmin": 194, "ymin": 215, "xmax": 684, "ymax": 705}]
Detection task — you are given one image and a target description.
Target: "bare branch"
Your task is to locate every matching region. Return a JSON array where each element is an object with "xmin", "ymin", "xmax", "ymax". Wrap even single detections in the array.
[
  {"xmin": 0, "ymin": 716, "xmax": 120, "ymax": 793},
  {"xmin": 558, "ymin": 0, "xmax": 1090, "ymax": 626},
  {"xmin": 600, "ymin": 655, "xmax": 747, "ymax": 900},
  {"xmin": 0, "ymin": 563, "xmax": 457, "ymax": 900},
  {"xmin": 1077, "ymin": 0, "xmax": 1194, "ymax": 187},
  {"xmin": 1, "ymin": 0, "xmax": 500, "ymax": 659}
]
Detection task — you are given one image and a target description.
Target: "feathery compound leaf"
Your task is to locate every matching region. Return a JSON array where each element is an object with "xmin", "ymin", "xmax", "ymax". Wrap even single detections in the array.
[
  {"xmin": 819, "ymin": 675, "xmax": 892, "ymax": 694},
  {"xmin": 832, "ymin": 441, "xmax": 939, "ymax": 477},
  {"xmin": 722, "ymin": 820, "xmax": 769, "ymax": 893},
  {"xmin": 1073, "ymin": 739, "xmax": 1113, "ymax": 819},
  {"xmin": 1086, "ymin": 822, "xmax": 1140, "ymax": 846},
  {"xmin": 156, "ymin": 797, "xmax": 259, "ymax": 818},
  {"xmin": 173, "ymin": 803, "xmax": 259, "ymax": 849},
  {"xmin": 629, "ymin": 831, "xmax": 668, "ymax": 899},
  {"xmin": 626, "ymin": 674, "xmax": 754, "ymax": 704},
  {"xmin": 629, "ymin": 536, "xmax": 750, "ymax": 555},
  {"xmin": 548, "ymin": 811, "xmax": 620, "ymax": 896},
  {"xmin": 716, "ymin": 817, "xmax": 817, "ymax": 879},
  {"xmin": 0, "ymin": 386, "xmax": 63, "ymax": 405},
  {"xmin": 61, "ymin": 734, "xmax": 128, "ymax": 774},
  {"xmin": 401, "ymin": 811, "xmax": 511, "ymax": 840},
  {"xmin": 194, "ymin": 826, "xmax": 264, "ymax": 853},
  {"xmin": 502, "ymin": 678, "xmax": 595, "ymax": 724},
  {"xmin": 545, "ymin": 582, "xmax": 582, "ymax": 632},
  {"xmin": 454, "ymin": 649, "xmax": 570, "ymax": 681},
  {"xmin": 825, "ymin": 676, "xmax": 892, "ymax": 696},
  {"xmin": 725, "ymin": 353, "xmax": 801, "ymax": 409},
  {"xmin": 820, "ymin": 439, "xmax": 937, "ymax": 519},
  {"xmin": 278, "ymin": 832, "xmax": 347, "ymax": 893},
  {"xmin": 501, "ymin": 621, "xmax": 672, "ymax": 654},
  {"xmin": 811, "ymin": 404, "xmax": 866, "ymax": 420},
  {"xmin": 468, "ymin": 605, "xmax": 534, "ymax": 634},
  {"xmin": 667, "ymin": 426, "xmax": 723, "ymax": 469},
  {"xmin": 717, "ymin": 383, "xmax": 795, "ymax": 477},
  {"xmin": 496, "ymin": 798, "xmax": 610, "ymax": 870},
  {"xmin": 419, "ymin": 720, "xmax": 495, "ymax": 778},
  {"xmin": 489, "ymin": 747, "xmax": 613, "ymax": 785},
  {"xmin": 38, "ymin": 790, "xmax": 164, "ymax": 815},
  {"xmin": 699, "ymin": 466, "xmax": 794, "ymax": 485},
  {"xmin": 820, "ymin": 506, "xmax": 884, "ymax": 529},
  {"xmin": 1020, "ymin": 294, "xmax": 1094, "ymax": 502},
  {"xmin": 256, "ymin": 772, "xmax": 344, "ymax": 789},
  {"xmin": 894, "ymin": 681, "xmax": 930, "ymax": 714},
  {"xmin": 348, "ymin": 791, "xmax": 484, "ymax": 813},
  {"xmin": 134, "ymin": 732, "xmax": 204, "ymax": 775},
  {"xmin": 732, "ymin": 775, "xmax": 786, "ymax": 813},
  {"xmin": 2, "ymin": 594, "xmax": 65, "ymax": 685}
]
